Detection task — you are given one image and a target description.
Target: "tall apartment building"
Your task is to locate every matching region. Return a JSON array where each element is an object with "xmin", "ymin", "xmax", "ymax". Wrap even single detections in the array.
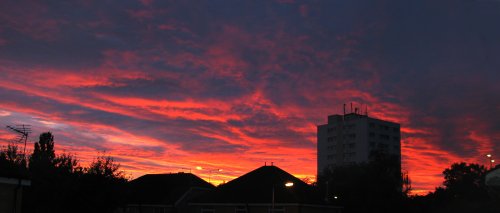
[{"xmin": 317, "ymin": 109, "xmax": 401, "ymax": 176}]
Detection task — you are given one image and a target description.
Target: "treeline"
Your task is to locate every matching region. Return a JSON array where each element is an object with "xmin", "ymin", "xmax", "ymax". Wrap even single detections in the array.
[
  {"xmin": 408, "ymin": 162, "xmax": 498, "ymax": 213},
  {"xmin": 318, "ymin": 153, "xmax": 499, "ymax": 213},
  {"xmin": 2, "ymin": 132, "xmax": 498, "ymax": 213},
  {"xmin": 0, "ymin": 132, "xmax": 127, "ymax": 213},
  {"xmin": 317, "ymin": 153, "xmax": 410, "ymax": 213}
]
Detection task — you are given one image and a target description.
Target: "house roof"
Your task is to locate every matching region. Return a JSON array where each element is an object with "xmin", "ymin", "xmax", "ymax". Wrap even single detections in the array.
[
  {"xmin": 128, "ymin": 172, "xmax": 214, "ymax": 205},
  {"xmin": 191, "ymin": 165, "xmax": 324, "ymax": 204},
  {"xmin": 486, "ymin": 167, "xmax": 500, "ymax": 187}
]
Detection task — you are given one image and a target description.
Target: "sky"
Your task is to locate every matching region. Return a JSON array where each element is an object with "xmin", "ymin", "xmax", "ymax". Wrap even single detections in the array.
[{"xmin": 0, "ymin": 0, "xmax": 499, "ymax": 194}]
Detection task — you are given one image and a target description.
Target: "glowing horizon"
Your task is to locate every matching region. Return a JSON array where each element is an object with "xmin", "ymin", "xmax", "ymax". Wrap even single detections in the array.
[{"xmin": 1, "ymin": 0, "xmax": 499, "ymax": 195}]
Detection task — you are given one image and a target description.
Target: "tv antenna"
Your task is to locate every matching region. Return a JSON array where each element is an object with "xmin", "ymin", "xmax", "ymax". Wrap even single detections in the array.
[{"xmin": 6, "ymin": 124, "xmax": 31, "ymax": 156}]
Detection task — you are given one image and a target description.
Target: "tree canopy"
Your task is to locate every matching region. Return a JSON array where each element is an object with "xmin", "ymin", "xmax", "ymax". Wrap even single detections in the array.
[
  {"xmin": 317, "ymin": 153, "xmax": 409, "ymax": 213},
  {"xmin": 407, "ymin": 162, "xmax": 497, "ymax": 213},
  {"xmin": 442, "ymin": 162, "xmax": 489, "ymax": 200},
  {"xmin": 1, "ymin": 132, "xmax": 128, "ymax": 213},
  {"xmin": 0, "ymin": 144, "xmax": 28, "ymax": 177}
]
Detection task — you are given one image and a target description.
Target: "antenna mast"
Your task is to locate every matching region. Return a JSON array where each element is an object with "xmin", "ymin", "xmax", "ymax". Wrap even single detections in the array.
[{"xmin": 6, "ymin": 124, "xmax": 31, "ymax": 157}]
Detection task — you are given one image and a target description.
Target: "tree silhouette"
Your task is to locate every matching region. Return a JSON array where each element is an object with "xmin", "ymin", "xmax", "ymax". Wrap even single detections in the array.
[
  {"xmin": 87, "ymin": 155, "xmax": 125, "ymax": 179},
  {"xmin": 0, "ymin": 131, "xmax": 132, "ymax": 212},
  {"xmin": 77, "ymin": 155, "xmax": 127, "ymax": 213},
  {"xmin": 408, "ymin": 162, "xmax": 496, "ymax": 213},
  {"xmin": 29, "ymin": 132, "xmax": 56, "ymax": 173},
  {"xmin": 318, "ymin": 153, "xmax": 409, "ymax": 213},
  {"xmin": 442, "ymin": 162, "xmax": 489, "ymax": 200},
  {"xmin": 25, "ymin": 132, "xmax": 62, "ymax": 213},
  {"xmin": 54, "ymin": 153, "xmax": 80, "ymax": 174},
  {"xmin": 0, "ymin": 144, "xmax": 28, "ymax": 177},
  {"xmin": 21, "ymin": 132, "xmax": 129, "ymax": 213}
]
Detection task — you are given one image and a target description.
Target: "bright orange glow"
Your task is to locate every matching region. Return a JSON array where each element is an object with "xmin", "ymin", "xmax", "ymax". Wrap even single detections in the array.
[
  {"xmin": 1, "ymin": 73, "xmax": 496, "ymax": 195},
  {"xmin": 0, "ymin": 1, "xmax": 498, "ymax": 197}
]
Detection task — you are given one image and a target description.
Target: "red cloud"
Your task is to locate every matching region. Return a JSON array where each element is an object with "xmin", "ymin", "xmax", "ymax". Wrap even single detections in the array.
[{"xmin": 1, "ymin": 0, "xmax": 498, "ymax": 195}]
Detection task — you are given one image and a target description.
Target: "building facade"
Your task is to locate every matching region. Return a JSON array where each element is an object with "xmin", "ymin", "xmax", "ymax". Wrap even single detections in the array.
[{"xmin": 317, "ymin": 111, "xmax": 401, "ymax": 176}]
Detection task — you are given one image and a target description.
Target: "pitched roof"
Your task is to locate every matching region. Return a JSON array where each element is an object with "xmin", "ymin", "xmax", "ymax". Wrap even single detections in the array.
[
  {"xmin": 486, "ymin": 167, "xmax": 500, "ymax": 186},
  {"xmin": 191, "ymin": 165, "xmax": 324, "ymax": 204},
  {"xmin": 128, "ymin": 172, "xmax": 214, "ymax": 205}
]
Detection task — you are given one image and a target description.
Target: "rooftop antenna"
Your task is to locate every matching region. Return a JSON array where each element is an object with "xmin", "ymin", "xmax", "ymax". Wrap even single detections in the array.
[
  {"xmin": 366, "ymin": 105, "xmax": 368, "ymax": 116},
  {"xmin": 350, "ymin": 103, "xmax": 353, "ymax": 113},
  {"xmin": 343, "ymin": 104, "xmax": 346, "ymax": 115},
  {"xmin": 6, "ymin": 124, "xmax": 31, "ymax": 157}
]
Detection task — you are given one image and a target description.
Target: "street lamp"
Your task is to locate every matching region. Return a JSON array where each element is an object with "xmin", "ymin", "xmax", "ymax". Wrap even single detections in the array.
[
  {"xmin": 209, "ymin": 169, "xmax": 222, "ymax": 184},
  {"xmin": 272, "ymin": 182, "xmax": 294, "ymax": 212},
  {"xmin": 487, "ymin": 154, "xmax": 493, "ymax": 169}
]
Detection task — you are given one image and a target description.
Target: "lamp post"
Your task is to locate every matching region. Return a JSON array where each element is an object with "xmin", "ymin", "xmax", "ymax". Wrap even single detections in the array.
[
  {"xmin": 272, "ymin": 182, "xmax": 293, "ymax": 212},
  {"xmin": 487, "ymin": 154, "xmax": 493, "ymax": 169},
  {"xmin": 209, "ymin": 169, "xmax": 222, "ymax": 184}
]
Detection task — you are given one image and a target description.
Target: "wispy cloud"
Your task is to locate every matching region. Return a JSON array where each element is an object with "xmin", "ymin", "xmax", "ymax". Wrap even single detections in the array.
[{"xmin": 0, "ymin": 0, "xmax": 498, "ymax": 192}]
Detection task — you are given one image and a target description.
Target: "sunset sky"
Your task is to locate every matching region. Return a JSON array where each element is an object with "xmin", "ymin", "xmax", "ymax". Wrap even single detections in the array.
[{"xmin": 1, "ymin": 0, "xmax": 499, "ymax": 194}]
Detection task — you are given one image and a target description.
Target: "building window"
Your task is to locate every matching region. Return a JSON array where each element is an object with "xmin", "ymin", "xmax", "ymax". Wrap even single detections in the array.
[
  {"xmin": 348, "ymin": 143, "xmax": 356, "ymax": 148},
  {"xmin": 380, "ymin": 125, "xmax": 389, "ymax": 130},
  {"xmin": 327, "ymin": 137, "xmax": 334, "ymax": 142},
  {"xmin": 369, "ymin": 132, "xmax": 375, "ymax": 137},
  {"xmin": 369, "ymin": 122, "xmax": 375, "ymax": 128}
]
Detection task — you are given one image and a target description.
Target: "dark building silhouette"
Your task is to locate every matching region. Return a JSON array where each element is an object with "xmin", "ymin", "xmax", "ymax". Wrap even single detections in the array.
[
  {"xmin": 486, "ymin": 167, "xmax": 500, "ymax": 204},
  {"xmin": 0, "ymin": 175, "xmax": 30, "ymax": 213},
  {"xmin": 120, "ymin": 172, "xmax": 214, "ymax": 213},
  {"xmin": 190, "ymin": 165, "xmax": 342, "ymax": 213},
  {"xmin": 317, "ymin": 109, "xmax": 401, "ymax": 176}
]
